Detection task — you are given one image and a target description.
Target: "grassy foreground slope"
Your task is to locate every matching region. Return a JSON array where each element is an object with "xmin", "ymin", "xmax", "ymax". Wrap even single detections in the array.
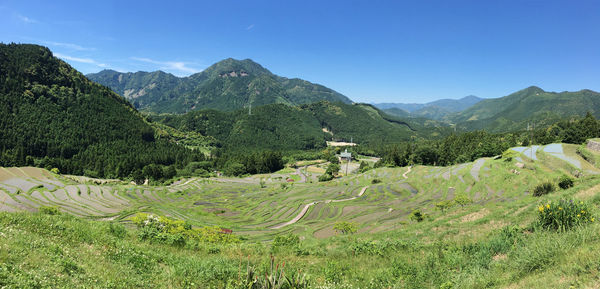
[{"xmin": 2, "ymin": 144, "xmax": 600, "ymax": 287}]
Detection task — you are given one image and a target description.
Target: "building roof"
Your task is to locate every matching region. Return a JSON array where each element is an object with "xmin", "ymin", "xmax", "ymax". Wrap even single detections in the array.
[{"xmin": 340, "ymin": 149, "xmax": 351, "ymax": 158}]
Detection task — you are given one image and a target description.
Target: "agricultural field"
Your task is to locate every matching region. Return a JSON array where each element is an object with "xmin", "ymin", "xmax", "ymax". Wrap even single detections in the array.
[
  {"xmin": 0, "ymin": 143, "xmax": 596, "ymax": 239},
  {"xmin": 2, "ymin": 143, "xmax": 600, "ymax": 288}
]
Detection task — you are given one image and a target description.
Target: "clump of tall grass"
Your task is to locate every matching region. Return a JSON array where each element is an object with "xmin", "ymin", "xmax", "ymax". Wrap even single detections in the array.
[
  {"xmin": 537, "ymin": 199, "xmax": 594, "ymax": 231},
  {"xmin": 533, "ymin": 182, "xmax": 555, "ymax": 197},
  {"xmin": 558, "ymin": 175, "xmax": 574, "ymax": 189}
]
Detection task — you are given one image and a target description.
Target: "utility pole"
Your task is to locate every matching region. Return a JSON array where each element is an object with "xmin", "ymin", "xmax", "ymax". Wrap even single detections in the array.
[
  {"xmin": 249, "ymin": 103, "xmax": 252, "ymax": 115},
  {"xmin": 530, "ymin": 122, "xmax": 534, "ymax": 160},
  {"xmin": 346, "ymin": 156, "xmax": 349, "ymax": 176}
]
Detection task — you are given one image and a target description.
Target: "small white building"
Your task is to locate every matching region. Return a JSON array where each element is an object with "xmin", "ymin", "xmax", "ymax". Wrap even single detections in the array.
[{"xmin": 340, "ymin": 149, "xmax": 352, "ymax": 161}]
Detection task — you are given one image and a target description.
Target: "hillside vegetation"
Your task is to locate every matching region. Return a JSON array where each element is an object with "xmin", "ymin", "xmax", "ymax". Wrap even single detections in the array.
[
  {"xmin": 153, "ymin": 101, "xmax": 452, "ymax": 152},
  {"xmin": 0, "ymin": 43, "xmax": 206, "ymax": 179},
  {"xmin": 87, "ymin": 58, "xmax": 352, "ymax": 113},
  {"xmin": 451, "ymin": 86, "xmax": 600, "ymax": 132}
]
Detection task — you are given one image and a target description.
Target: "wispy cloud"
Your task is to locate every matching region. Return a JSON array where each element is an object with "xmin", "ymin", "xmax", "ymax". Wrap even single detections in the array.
[
  {"xmin": 246, "ymin": 24, "xmax": 255, "ymax": 30},
  {"xmin": 16, "ymin": 13, "xmax": 38, "ymax": 24},
  {"xmin": 44, "ymin": 41, "xmax": 96, "ymax": 51},
  {"xmin": 131, "ymin": 57, "xmax": 200, "ymax": 74},
  {"xmin": 54, "ymin": 53, "xmax": 107, "ymax": 67}
]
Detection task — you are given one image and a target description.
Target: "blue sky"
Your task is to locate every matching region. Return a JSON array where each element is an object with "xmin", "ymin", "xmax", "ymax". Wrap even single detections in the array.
[{"xmin": 1, "ymin": 0, "xmax": 599, "ymax": 103}]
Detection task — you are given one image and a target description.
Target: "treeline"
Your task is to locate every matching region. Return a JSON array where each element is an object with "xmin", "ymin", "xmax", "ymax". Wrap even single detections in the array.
[
  {"xmin": 212, "ymin": 150, "xmax": 284, "ymax": 176},
  {"xmin": 532, "ymin": 112, "xmax": 600, "ymax": 145},
  {"xmin": 373, "ymin": 131, "xmax": 518, "ymax": 167},
  {"xmin": 371, "ymin": 113, "xmax": 600, "ymax": 167}
]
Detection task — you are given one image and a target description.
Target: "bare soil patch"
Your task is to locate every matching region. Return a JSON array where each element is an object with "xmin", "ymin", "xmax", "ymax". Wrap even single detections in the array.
[
  {"xmin": 460, "ymin": 208, "xmax": 490, "ymax": 223},
  {"xmin": 575, "ymin": 183, "xmax": 600, "ymax": 199},
  {"xmin": 19, "ymin": 167, "xmax": 53, "ymax": 179},
  {"xmin": 313, "ymin": 225, "xmax": 336, "ymax": 238}
]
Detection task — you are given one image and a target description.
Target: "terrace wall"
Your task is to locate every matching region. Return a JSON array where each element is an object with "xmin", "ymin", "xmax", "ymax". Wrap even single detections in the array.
[{"xmin": 587, "ymin": 140, "xmax": 600, "ymax": 152}]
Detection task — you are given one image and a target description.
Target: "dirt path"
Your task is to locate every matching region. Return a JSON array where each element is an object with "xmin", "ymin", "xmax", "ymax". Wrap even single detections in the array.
[
  {"xmin": 403, "ymin": 166, "xmax": 412, "ymax": 179},
  {"xmin": 270, "ymin": 186, "xmax": 368, "ymax": 229},
  {"xmin": 293, "ymin": 167, "xmax": 307, "ymax": 183},
  {"xmin": 270, "ymin": 202, "xmax": 316, "ymax": 229},
  {"xmin": 329, "ymin": 186, "xmax": 368, "ymax": 203}
]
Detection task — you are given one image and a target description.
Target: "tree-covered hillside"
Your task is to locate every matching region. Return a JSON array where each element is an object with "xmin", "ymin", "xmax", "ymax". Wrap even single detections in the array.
[
  {"xmin": 305, "ymin": 102, "xmax": 449, "ymax": 144},
  {"xmin": 87, "ymin": 58, "xmax": 353, "ymax": 113},
  {"xmin": 154, "ymin": 101, "xmax": 452, "ymax": 152},
  {"xmin": 451, "ymin": 86, "xmax": 600, "ymax": 132},
  {"xmin": 0, "ymin": 43, "xmax": 204, "ymax": 178},
  {"xmin": 155, "ymin": 104, "xmax": 327, "ymax": 151}
]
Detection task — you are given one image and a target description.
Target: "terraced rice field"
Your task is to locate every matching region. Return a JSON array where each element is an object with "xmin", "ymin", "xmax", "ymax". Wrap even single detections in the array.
[{"xmin": 1, "ymin": 144, "xmax": 596, "ymax": 240}]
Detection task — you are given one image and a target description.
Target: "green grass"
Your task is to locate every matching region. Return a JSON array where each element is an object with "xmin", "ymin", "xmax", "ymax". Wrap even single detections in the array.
[
  {"xmin": 3, "ymin": 183, "xmax": 600, "ymax": 288},
  {"xmin": 3, "ymin": 144, "xmax": 600, "ymax": 287}
]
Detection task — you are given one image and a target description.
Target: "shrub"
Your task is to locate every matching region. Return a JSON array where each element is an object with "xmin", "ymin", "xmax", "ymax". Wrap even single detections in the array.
[
  {"xmin": 502, "ymin": 149, "xmax": 518, "ymax": 162},
  {"xmin": 558, "ymin": 175, "xmax": 574, "ymax": 189},
  {"xmin": 129, "ymin": 213, "xmax": 239, "ymax": 245},
  {"xmin": 371, "ymin": 178, "xmax": 381, "ymax": 184},
  {"xmin": 39, "ymin": 206, "xmax": 60, "ymax": 215},
  {"xmin": 223, "ymin": 161, "xmax": 246, "ymax": 176},
  {"xmin": 533, "ymin": 181, "xmax": 555, "ymax": 197},
  {"xmin": 108, "ymin": 222, "xmax": 127, "ymax": 239},
  {"xmin": 333, "ymin": 221, "xmax": 358, "ymax": 234},
  {"xmin": 454, "ymin": 194, "xmax": 473, "ymax": 207},
  {"xmin": 208, "ymin": 247, "xmax": 221, "ymax": 254},
  {"xmin": 236, "ymin": 256, "xmax": 310, "ymax": 289},
  {"xmin": 318, "ymin": 173, "xmax": 334, "ymax": 182},
  {"xmin": 273, "ymin": 233, "xmax": 300, "ymax": 247},
  {"xmin": 435, "ymin": 200, "xmax": 455, "ymax": 212},
  {"xmin": 410, "ymin": 209, "xmax": 426, "ymax": 222},
  {"xmin": 325, "ymin": 163, "xmax": 341, "ymax": 176},
  {"xmin": 538, "ymin": 199, "xmax": 594, "ymax": 231}
]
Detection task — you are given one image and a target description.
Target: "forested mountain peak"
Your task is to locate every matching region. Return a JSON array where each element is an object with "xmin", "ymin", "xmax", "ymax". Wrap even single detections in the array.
[
  {"xmin": 88, "ymin": 57, "xmax": 352, "ymax": 113},
  {"xmin": 451, "ymin": 86, "xmax": 600, "ymax": 132},
  {"xmin": 196, "ymin": 58, "xmax": 272, "ymax": 79}
]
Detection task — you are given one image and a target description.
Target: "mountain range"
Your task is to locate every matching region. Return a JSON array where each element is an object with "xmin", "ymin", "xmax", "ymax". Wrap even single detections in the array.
[
  {"xmin": 449, "ymin": 86, "xmax": 600, "ymax": 132},
  {"xmin": 374, "ymin": 95, "xmax": 483, "ymax": 120},
  {"xmin": 87, "ymin": 59, "xmax": 352, "ymax": 113},
  {"xmin": 4, "ymin": 43, "xmax": 600, "ymax": 161}
]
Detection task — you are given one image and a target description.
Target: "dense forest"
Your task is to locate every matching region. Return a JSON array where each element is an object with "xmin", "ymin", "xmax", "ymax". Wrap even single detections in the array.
[
  {"xmin": 0, "ymin": 43, "xmax": 206, "ymax": 180},
  {"xmin": 152, "ymin": 101, "xmax": 452, "ymax": 152}
]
